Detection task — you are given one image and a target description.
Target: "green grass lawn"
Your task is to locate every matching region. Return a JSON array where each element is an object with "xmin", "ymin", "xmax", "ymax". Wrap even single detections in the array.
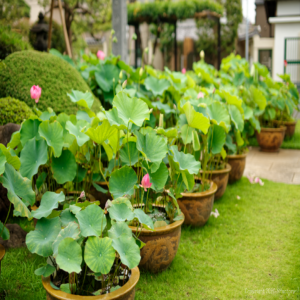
[
  {"xmin": 1, "ymin": 178, "xmax": 300, "ymax": 299},
  {"xmin": 249, "ymin": 120, "xmax": 300, "ymax": 149}
]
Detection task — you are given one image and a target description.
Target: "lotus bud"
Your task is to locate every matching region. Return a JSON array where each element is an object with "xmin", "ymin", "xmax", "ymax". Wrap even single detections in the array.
[
  {"xmin": 182, "ymin": 68, "xmax": 186, "ymax": 74},
  {"xmin": 113, "ymin": 37, "xmax": 118, "ymax": 43},
  {"xmin": 200, "ymin": 50, "xmax": 205, "ymax": 60},
  {"xmin": 97, "ymin": 50, "xmax": 105, "ymax": 60},
  {"xmin": 111, "ymin": 29, "xmax": 115, "ymax": 36},
  {"xmin": 132, "ymin": 33, "xmax": 137, "ymax": 40},
  {"xmin": 197, "ymin": 91, "xmax": 204, "ymax": 99},
  {"xmin": 149, "ymin": 108, "xmax": 153, "ymax": 113},
  {"xmin": 119, "ymin": 71, "xmax": 123, "ymax": 79},
  {"xmin": 139, "ymin": 174, "xmax": 152, "ymax": 191},
  {"xmin": 30, "ymin": 85, "xmax": 42, "ymax": 104},
  {"xmin": 144, "ymin": 47, "xmax": 149, "ymax": 54},
  {"xmin": 173, "ymin": 104, "xmax": 177, "ymax": 110},
  {"xmin": 139, "ymin": 68, "xmax": 144, "ymax": 77},
  {"xmin": 122, "ymin": 80, "xmax": 127, "ymax": 89},
  {"xmin": 79, "ymin": 191, "xmax": 85, "ymax": 199}
]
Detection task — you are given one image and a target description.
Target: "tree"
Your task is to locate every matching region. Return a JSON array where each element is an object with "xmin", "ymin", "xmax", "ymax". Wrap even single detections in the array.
[
  {"xmin": 39, "ymin": 0, "xmax": 112, "ymax": 48},
  {"xmin": 0, "ymin": 0, "xmax": 30, "ymax": 23}
]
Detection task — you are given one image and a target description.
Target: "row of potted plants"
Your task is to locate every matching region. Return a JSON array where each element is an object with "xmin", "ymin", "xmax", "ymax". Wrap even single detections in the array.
[{"xmin": 0, "ymin": 51, "xmax": 299, "ymax": 298}]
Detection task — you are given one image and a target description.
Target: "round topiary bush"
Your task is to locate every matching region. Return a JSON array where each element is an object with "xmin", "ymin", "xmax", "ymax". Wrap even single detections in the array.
[
  {"xmin": 0, "ymin": 50, "xmax": 101, "ymax": 114},
  {"xmin": 0, "ymin": 97, "xmax": 35, "ymax": 126},
  {"xmin": 0, "ymin": 25, "xmax": 32, "ymax": 60}
]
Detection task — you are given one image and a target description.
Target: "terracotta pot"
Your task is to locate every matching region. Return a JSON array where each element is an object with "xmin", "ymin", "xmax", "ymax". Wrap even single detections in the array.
[
  {"xmin": 129, "ymin": 216, "xmax": 184, "ymax": 273},
  {"xmin": 227, "ymin": 154, "xmax": 247, "ymax": 184},
  {"xmin": 255, "ymin": 127, "xmax": 286, "ymax": 152},
  {"xmin": 0, "ymin": 244, "xmax": 5, "ymax": 274},
  {"xmin": 199, "ymin": 164, "xmax": 231, "ymax": 200},
  {"xmin": 42, "ymin": 267, "xmax": 140, "ymax": 300},
  {"xmin": 89, "ymin": 182, "xmax": 112, "ymax": 209},
  {"xmin": 273, "ymin": 120, "xmax": 296, "ymax": 139},
  {"xmin": 178, "ymin": 181, "xmax": 217, "ymax": 227}
]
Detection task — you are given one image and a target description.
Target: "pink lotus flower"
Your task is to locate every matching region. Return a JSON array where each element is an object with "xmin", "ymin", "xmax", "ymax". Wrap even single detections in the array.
[
  {"xmin": 197, "ymin": 91, "xmax": 204, "ymax": 99},
  {"xmin": 97, "ymin": 50, "xmax": 105, "ymax": 60},
  {"xmin": 30, "ymin": 85, "xmax": 41, "ymax": 103},
  {"xmin": 254, "ymin": 177, "xmax": 264, "ymax": 186},
  {"xmin": 79, "ymin": 191, "xmax": 85, "ymax": 198},
  {"xmin": 181, "ymin": 68, "xmax": 186, "ymax": 74},
  {"xmin": 140, "ymin": 174, "xmax": 152, "ymax": 191}
]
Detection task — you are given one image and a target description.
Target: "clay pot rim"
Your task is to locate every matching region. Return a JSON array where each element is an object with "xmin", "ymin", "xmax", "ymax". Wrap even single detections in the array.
[
  {"xmin": 129, "ymin": 214, "xmax": 184, "ymax": 235},
  {"xmin": 259, "ymin": 126, "xmax": 287, "ymax": 132},
  {"xmin": 181, "ymin": 180, "xmax": 218, "ymax": 198},
  {"xmin": 42, "ymin": 266, "xmax": 140, "ymax": 300},
  {"xmin": 0, "ymin": 244, "xmax": 5, "ymax": 261},
  {"xmin": 227, "ymin": 153, "xmax": 248, "ymax": 159},
  {"xmin": 198, "ymin": 163, "xmax": 232, "ymax": 175},
  {"xmin": 273, "ymin": 120, "xmax": 296, "ymax": 126}
]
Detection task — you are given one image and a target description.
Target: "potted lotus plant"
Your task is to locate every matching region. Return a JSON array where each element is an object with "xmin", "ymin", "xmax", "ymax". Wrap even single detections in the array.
[
  {"xmin": 97, "ymin": 90, "xmax": 185, "ymax": 273},
  {"xmin": 25, "ymin": 195, "xmax": 152, "ymax": 298}
]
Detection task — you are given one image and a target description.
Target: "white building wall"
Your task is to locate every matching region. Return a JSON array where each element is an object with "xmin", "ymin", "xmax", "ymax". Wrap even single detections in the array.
[
  {"xmin": 273, "ymin": 22, "xmax": 300, "ymax": 80},
  {"xmin": 277, "ymin": 1, "xmax": 300, "ymax": 16}
]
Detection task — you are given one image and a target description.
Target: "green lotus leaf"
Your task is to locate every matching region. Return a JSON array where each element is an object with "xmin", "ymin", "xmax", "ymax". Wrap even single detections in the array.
[
  {"xmin": 144, "ymin": 76, "xmax": 170, "ymax": 96},
  {"xmin": 60, "ymin": 283, "xmax": 76, "ymax": 294},
  {"xmin": 40, "ymin": 111, "xmax": 56, "ymax": 121},
  {"xmin": 86, "ymin": 119, "xmax": 117, "ymax": 145},
  {"xmin": 7, "ymin": 131, "xmax": 20, "ymax": 149},
  {"xmin": 20, "ymin": 138, "xmax": 48, "ymax": 179},
  {"xmin": 182, "ymin": 102, "xmax": 210, "ymax": 134},
  {"xmin": 52, "ymin": 222, "xmax": 81, "ymax": 258},
  {"xmin": 218, "ymin": 90, "xmax": 243, "ymax": 113},
  {"xmin": 26, "ymin": 217, "xmax": 61, "ymax": 257},
  {"xmin": 56, "ymin": 237, "xmax": 82, "ymax": 274},
  {"xmin": 69, "ymin": 205, "xmax": 82, "ymax": 215},
  {"xmin": 60, "ymin": 209, "xmax": 78, "ymax": 227},
  {"xmin": 65, "ymin": 121, "xmax": 90, "ymax": 147},
  {"xmin": 108, "ymin": 203, "xmax": 135, "ymax": 222},
  {"xmin": 51, "ymin": 150, "xmax": 77, "ymax": 184},
  {"xmin": 76, "ymin": 205, "xmax": 107, "ymax": 237},
  {"xmin": 0, "ymin": 163, "xmax": 35, "ymax": 218},
  {"xmin": 0, "ymin": 221, "xmax": 9, "ymax": 240},
  {"xmin": 36, "ymin": 172, "xmax": 47, "ymax": 190},
  {"xmin": 181, "ymin": 124, "xmax": 193, "ymax": 145},
  {"xmin": 133, "ymin": 209, "xmax": 154, "ymax": 230},
  {"xmin": 250, "ymin": 86, "xmax": 267, "ymax": 111},
  {"xmin": 108, "ymin": 222, "xmax": 132, "ymax": 240},
  {"xmin": 113, "ymin": 91, "xmax": 150, "ymax": 127},
  {"xmin": 143, "ymin": 161, "xmax": 168, "ymax": 191},
  {"xmin": 31, "ymin": 191, "xmax": 65, "ymax": 220},
  {"xmin": 74, "ymin": 165, "xmax": 87, "ymax": 183},
  {"xmin": 250, "ymin": 116, "xmax": 261, "ymax": 131},
  {"xmin": 0, "ymin": 144, "xmax": 21, "ymax": 170},
  {"xmin": 225, "ymin": 134, "xmax": 237, "ymax": 154},
  {"xmin": 156, "ymin": 127, "xmax": 178, "ymax": 139},
  {"xmin": 208, "ymin": 124, "xmax": 226, "ymax": 155},
  {"xmin": 169, "ymin": 145, "xmax": 200, "ymax": 175},
  {"xmin": 235, "ymin": 130, "xmax": 244, "ymax": 147},
  {"xmin": 105, "ymin": 107, "xmax": 127, "ymax": 130},
  {"xmin": 182, "ymin": 170, "xmax": 195, "ymax": 191},
  {"xmin": 206, "ymin": 102, "xmax": 230, "ymax": 133},
  {"xmin": 34, "ymin": 264, "xmax": 56, "ymax": 277},
  {"xmin": 95, "ymin": 64, "xmax": 119, "ymax": 92},
  {"xmin": 109, "ymin": 166, "xmax": 137, "ymax": 199},
  {"xmin": 0, "ymin": 148, "xmax": 6, "ymax": 175},
  {"xmin": 67, "ymin": 90, "xmax": 94, "ymax": 109},
  {"xmin": 85, "ymin": 236, "xmax": 115, "ymax": 274},
  {"xmin": 228, "ymin": 105, "xmax": 244, "ymax": 132},
  {"xmin": 20, "ymin": 119, "xmax": 41, "ymax": 146},
  {"xmin": 112, "ymin": 197, "xmax": 133, "ymax": 210},
  {"xmin": 39, "ymin": 120, "xmax": 64, "ymax": 157},
  {"xmin": 135, "ymin": 131, "xmax": 168, "ymax": 163},
  {"xmin": 119, "ymin": 142, "xmax": 139, "ymax": 166},
  {"xmin": 112, "ymin": 236, "xmax": 140, "ymax": 269},
  {"xmin": 151, "ymin": 102, "xmax": 175, "ymax": 114},
  {"xmin": 192, "ymin": 130, "xmax": 200, "ymax": 151}
]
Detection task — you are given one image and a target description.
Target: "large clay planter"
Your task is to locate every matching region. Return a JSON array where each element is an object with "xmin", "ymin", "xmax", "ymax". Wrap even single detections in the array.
[
  {"xmin": 227, "ymin": 154, "xmax": 247, "ymax": 184},
  {"xmin": 129, "ymin": 217, "xmax": 184, "ymax": 273},
  {"xmin": 273, "ymin": 120, "xmax": 296, "ymax": 139},
  {"xmin": 199, "ymin": 164, "xmax": 231, "ymax": 200},
  {"xmin": 178, "ymin": 181, "xmax": 217, "ymax": 227},
  {"xmin": 255, "ymin": 127, "xmax": 286, "ymax": 152},
  {"xmin": 0, "ymin": 244, "xmax": 5, "ymax": 274},
  {"xmin": 88, "ymin": 182, "xmax": 112, "ymax": 209},
  {"xmin": 42, "ymin": 267, "xmax": 140, "ymax": 300}
]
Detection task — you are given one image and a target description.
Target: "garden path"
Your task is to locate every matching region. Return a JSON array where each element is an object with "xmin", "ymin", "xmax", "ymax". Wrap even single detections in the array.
[{"xmin": 245, "ymin": 147, "xmax": 300, "ymax": 184}]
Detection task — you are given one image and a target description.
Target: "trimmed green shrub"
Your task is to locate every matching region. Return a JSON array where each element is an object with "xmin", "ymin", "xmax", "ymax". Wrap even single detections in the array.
[
  {"xmin": 0, "ymin": 50, "xmax": 101, "ymax": 114},
  {"xmin": 0, "ymin": 25, "xmax": 32, "ymax": 60},
  {"xmin": 0, "ymin": 97, "xmax": 35, "ymax": 126}
]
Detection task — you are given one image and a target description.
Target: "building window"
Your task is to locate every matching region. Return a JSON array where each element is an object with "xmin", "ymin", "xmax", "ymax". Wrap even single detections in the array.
[{"xmin": 258, "ymin": 49, "xmax": 272, "ymax": 74}]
